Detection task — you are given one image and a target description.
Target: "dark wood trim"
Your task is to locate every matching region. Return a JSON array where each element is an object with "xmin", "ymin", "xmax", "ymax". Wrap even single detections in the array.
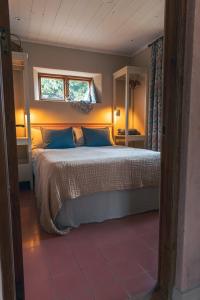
[
  {"xmin": 150, "ymin": 0, "xmax": 196, "ymax": 299},
  {"xmin": 0, "ymin": 0, "xmax": 24, "ymax": 299},
  {"xmin": 38, "ymin": 72, "xmax": 92, "ymax": 101},
  {"xmin": 38, "ymin": 73, "xmax": 65, "ymax": 101},
  {"xmin": 67, "ymin": 75, "xmax": 92, "ymax": 82},
  {"xmin": 31, "ymin": 122, "xmax": 113, "ymax": 129},
  {"xmin": 0, "ymin": 0, "xmax": 196, "ymax": 299},
  {"xmin": 0, "ymin": 48, "xmax": 16, "ymax": 300},
  {"xmin": 38, "ymin": 72, "xmax": 92, "ymax": 82}
]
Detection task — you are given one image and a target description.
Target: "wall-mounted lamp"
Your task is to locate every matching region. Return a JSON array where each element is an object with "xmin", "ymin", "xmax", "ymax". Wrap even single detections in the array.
[
  {"xmin": 115, "ymin": 108, "xmax": 121, "ymax": 117},
  {"xmin": 16, "ymin": 124, "xmax": 25, "ymax": 128},
  {"xmin": 16, "ymin": 123, "xmax": 25, "ymax": 138},
  {"xmin": 16, "ymin": 113, "xmax": 27, "ymax": 137}
]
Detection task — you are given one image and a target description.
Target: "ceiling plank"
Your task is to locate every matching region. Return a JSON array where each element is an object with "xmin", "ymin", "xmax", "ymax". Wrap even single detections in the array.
[{"xmin": 8, "ymin": 0, "xmax": 165, "ymax": 55}]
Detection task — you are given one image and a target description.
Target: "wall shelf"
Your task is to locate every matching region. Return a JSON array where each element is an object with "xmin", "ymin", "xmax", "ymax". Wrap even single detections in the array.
[
  {"xmin": 113, "ymin": 66, "xmax": 147, "ymax": 147},
  {"xmin": 12, "ymin": 52, "xmax": 33, "ymax": 189}
]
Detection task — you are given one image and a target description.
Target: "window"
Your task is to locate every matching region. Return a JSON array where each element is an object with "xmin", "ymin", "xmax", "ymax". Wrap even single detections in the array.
[
  {"xmin": 40, "ymin": 76, "xmax": 65, "ymax": 100},
  {"xmin": 68, "ymin": 79, "xmax": 90, "ymax": 102},
  {"xmin": 38, "ymin": 73, "xmax": 91, "ymax": 102}
]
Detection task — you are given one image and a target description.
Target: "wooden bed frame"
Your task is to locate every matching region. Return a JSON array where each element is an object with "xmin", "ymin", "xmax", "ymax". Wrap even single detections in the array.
[
  {"xmin": 31, "ymin": 122, "xmax": 114, "ymax": 138},
  {"xmin": 31, "ymin": 122, "xmax": 113, "ymax": 129}
]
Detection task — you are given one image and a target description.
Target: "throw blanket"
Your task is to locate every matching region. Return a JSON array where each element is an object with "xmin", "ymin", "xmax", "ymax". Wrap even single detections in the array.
[{"xmin": 33, "ymin": 146, "xmax": 160, "ymax": 234}]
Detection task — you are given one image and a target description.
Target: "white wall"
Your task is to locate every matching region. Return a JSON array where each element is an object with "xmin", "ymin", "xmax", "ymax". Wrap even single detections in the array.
[{"xmin": 22, "ymin": 42, "xmax": 130, "ymax": 124}]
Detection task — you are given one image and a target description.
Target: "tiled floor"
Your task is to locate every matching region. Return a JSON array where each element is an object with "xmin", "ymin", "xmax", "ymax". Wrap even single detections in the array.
[{"xmin": 20, "ymin": 190, "xmax": 159, "ymax": 300}]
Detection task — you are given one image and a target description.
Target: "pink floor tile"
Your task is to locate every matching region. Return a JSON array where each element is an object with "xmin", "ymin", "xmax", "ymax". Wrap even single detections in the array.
[
  {"xmin": 25, "ymin": 278, "xmax": 57, "ymax": 300},
  {"xmin": 108, "ymin": 257, "xmax": 144, "ymax": 281},
  {"xmin": 41, "ymin": 238, "xmax": 77, "ymax": 277},
  {"xmin": 83, "ymin": 259, "xmax": 117, "ymax": 287},
  {"xmin": 99, "ymin": 237, "xmax": 143, "ymax": 264},
  {"xmin": 121, "ymin": 272, "xmax": 156, "ymax": 297},
  {"xmin": 91, "ymin": 278, "xmax": 128, "ymax": 300},
  {"xmin": 23, "ymin": 247, "xmax": 51, "ymax": 283},
  {"xmin": 53, "ymin": 270, "xmax": 94, "ymax": 300},
  {"xmin": 20, "ymin": 190, "xmax": 159, "ymax": 300}
]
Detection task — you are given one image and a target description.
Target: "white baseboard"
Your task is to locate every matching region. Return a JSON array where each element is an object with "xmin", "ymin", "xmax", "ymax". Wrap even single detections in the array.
[{"xmin": 173, "ymin": 286, "xmax": 200, "ymax": 300}]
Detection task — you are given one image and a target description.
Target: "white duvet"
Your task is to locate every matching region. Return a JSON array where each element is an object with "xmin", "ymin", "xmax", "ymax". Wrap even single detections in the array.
[{"xmin": 33, "ymin": 146, "xmax": 160, "ymax": 234}]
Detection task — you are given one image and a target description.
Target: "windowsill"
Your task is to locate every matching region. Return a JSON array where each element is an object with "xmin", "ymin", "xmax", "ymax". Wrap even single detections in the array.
[
  {"xmin": 35, "ymin": 99, "xmax": 66, "ymax": 103},
  {"xmin": 34, "ymin": 99, "xmax": 99, "ymax": 104}
]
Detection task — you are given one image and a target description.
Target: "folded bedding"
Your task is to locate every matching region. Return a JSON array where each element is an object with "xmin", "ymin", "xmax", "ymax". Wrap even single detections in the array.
[{"xmin": 33, "ymin": 146, "xmax": 160, "ymax": 235}]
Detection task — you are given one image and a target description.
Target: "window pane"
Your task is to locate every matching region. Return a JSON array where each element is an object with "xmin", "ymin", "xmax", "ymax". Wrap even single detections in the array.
[
  {"xmin": 68, "ymin": 80, "xmax": 90, "ymax": 102},
  {"xmin": 40, "ymin": 77, "xmax": 64, "ymax": 100}
]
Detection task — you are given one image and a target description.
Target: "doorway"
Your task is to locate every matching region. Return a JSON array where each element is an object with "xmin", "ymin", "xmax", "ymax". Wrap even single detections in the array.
[{"xmin": 0, "ymin": 0, "xmax": 194, "ymax": 299}]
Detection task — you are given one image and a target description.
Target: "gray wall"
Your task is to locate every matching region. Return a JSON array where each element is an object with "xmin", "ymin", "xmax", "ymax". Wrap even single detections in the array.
[
  {"xmin": 22, "ymin": 42, "xmax": 130, "ymax": 124},
  {"xmin": 131, "ymin": 48, "xmax": 151, "ymax": 68}
]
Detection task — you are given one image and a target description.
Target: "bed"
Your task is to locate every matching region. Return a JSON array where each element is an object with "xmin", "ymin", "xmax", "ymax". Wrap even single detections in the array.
[{"xmin": 32, "ymin": 126, "xmax": 160, "ymax": 235}]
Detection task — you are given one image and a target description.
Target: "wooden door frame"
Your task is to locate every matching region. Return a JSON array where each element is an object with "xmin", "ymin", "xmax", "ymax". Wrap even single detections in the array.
[
  {"xmin": 0, "ymin": 0, "xmax": 196, "ymax": 299},
  {"xmin": 130, "ymin": 0, "xmax": 195, "ymax": 299},
  {"xmin": 150, "ymin": 0, "xmax": 195, "ymax": 299},
  {"xmin": 0, "ymin": 50, "xmax": 16, "ymax": 300},
  {"xmin": 0, "ymin": 0, "xmax": 24, "ymax": 299}
]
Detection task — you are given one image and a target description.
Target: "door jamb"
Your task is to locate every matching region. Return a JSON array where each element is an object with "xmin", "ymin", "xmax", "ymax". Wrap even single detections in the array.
[
  {"xmin": 0, "ymin": 0, "xmax": 196, "ymax": 299},
  {"xmin": 151, "ymin": 0, "xmax": 195, "ymax": 299},
  {"xmin": 0, "ymin": 0, "xmax": 25, "ymax": 299}
]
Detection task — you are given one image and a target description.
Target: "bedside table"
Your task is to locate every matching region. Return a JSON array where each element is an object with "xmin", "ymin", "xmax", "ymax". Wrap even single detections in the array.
[
  {"xmin": 115, "ymin": 135, "xmax": 146, "ymax": 148},
  {"xmin": 17, "ymin": 137, "xmax": 33, "ymax": 189}
]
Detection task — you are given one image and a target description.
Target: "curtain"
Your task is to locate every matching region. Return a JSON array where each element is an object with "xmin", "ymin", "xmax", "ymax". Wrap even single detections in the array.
[
  {"xmin": 69, "ymin": 79, "xmax": 98, "ymax": 113},
  {"xmin": 147, "ymin": 37, "xmax": 164, "ymax": 151},
  {"xmin": 89, "ymin": 79, "xmax": 98, "ymax": 103}
]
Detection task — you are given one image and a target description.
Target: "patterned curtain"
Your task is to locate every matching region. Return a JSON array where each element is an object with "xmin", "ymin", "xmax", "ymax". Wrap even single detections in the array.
[
  {"xmin": 147, "ymin": 37, "xmax": 164, "ymax": 152},
  {"xmin": 89, "ymin": 79, "xmax": 98, "ymax": 103}
]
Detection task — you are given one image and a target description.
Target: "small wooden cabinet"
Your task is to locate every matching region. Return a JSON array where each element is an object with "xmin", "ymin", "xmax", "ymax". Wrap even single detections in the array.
[
  {"xmin": 13, "ymin": 52, "xmax": 33, "ymax": 189},
  {"xmin": 113, "ymin": 66, "xmax": 147, "ymax": 147},
  {"xmin": 115, "ymin": 134, "xmax": 146, "ymax": 148},
  {"xmin": 17, "ymin": 137, "xmax": 33, "ymax": 188}
]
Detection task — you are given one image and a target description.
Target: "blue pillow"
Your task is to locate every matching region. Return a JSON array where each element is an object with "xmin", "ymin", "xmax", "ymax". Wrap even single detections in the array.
[
  {"xmin": 41, "ymin": 127, "xmax": 75, "ymax": 149},
  {"xmin": 82, "ymin": 127, "xmax": 112, "ymax": 147}
]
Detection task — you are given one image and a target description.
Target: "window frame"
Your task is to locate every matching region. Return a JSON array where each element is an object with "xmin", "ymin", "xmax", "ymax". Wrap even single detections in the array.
[{"xmin": 38, "ymin": 73, "xmax": 92, "ymax": 102}]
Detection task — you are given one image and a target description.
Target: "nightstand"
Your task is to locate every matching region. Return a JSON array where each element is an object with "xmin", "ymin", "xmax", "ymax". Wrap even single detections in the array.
[
  {"xmin": 115, "ymin": 135, "xmax": 146, "ymax": 148},
  {"xmin": 17, "ymin": 137, "xmax": 33, "ymax": 189}
]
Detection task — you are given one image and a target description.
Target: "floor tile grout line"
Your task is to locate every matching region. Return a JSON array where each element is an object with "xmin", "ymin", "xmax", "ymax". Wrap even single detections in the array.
[
  {"xmin": 20, "ymin": 190, "xmax": 159, "ymax": 300},
  {"xmin": 137, "ymin": 262, "xmax": 157, "ymax": 282}
]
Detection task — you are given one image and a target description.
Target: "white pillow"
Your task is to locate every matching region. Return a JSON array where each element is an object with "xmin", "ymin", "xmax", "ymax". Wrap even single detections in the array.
[
  {"xmin": 73, "ymin": 127, "xmax": 84, "ymax": 146},
  {"xmin": 108, "ymin": 127, "xmax": 115, "ymax": 145},
  {"xmin": 31, "ymin": 127, "xmax": 44, "ymax": 149}
]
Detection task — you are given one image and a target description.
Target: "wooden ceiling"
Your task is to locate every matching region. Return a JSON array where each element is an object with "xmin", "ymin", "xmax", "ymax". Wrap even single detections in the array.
[{"xmin": 9, "ymin": 0, "xmax": 165, "ymax": 56}]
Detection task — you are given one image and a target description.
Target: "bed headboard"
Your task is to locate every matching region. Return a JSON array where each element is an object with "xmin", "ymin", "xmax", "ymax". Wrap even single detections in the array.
[
  {"xmin": 31, "ymin": 122, "xmax": 113, "ymax": 129},
  {"xmin": 31, "ymin": 122, "xmax": 113, "ymax": 135}
]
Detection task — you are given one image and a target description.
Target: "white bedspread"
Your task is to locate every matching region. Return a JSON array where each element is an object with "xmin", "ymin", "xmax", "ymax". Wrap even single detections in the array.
[{"xmin": 33, "ymin": 146, "xmax": 160, "ymax": 234}]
